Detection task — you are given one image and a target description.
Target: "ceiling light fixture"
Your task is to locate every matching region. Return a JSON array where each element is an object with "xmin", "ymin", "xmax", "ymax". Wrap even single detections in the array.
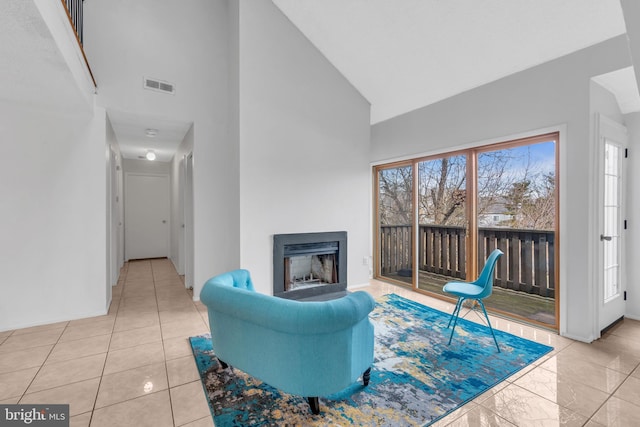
[
  {"xmin": 145, "ymin": 128, "xmax": 158, "ymax": 137},
  {"xmin": 146, "ymin": 150, "xmax": 156, "ymax": 161}
]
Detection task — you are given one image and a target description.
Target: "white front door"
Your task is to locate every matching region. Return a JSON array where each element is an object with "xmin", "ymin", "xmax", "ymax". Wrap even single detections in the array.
[
  {"xmin": 124, "ymin": 173, "xmax": 170, "ymax": 260},
  {"xmin": 597, "ymin": 115, "xmax": 627, "ymax": 333}
]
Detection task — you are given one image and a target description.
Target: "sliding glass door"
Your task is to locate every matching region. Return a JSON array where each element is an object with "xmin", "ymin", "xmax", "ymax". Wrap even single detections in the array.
[
  {"xmin": 375, "ymin": 133, "xmax": 558, "ymax": 328},
  {"xmin": 416, "ymin": 154, "xmax": 468, "ymax": 295}
]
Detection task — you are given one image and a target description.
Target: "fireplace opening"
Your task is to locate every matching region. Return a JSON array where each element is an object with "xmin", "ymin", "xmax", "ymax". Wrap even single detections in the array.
[
  {"xmin": 274, "ymin": 232, "xmax": 347, "ymax": 300},
  {"xmin": 285, "ymin": 244, "xmax": 338, "ymax": 292}
]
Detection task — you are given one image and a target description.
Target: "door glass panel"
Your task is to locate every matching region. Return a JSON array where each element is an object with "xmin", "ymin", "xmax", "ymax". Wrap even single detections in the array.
[
  {"xmin": 477, "ymin": 141, "xmax": 556, "ymax": 326},
  {"xmin": 416, "ymin": 155, "xmax": 467, "ymax": 295},
  {"xmin": 603, "ymin": 141, "xmax": 621, "ymax": 302},
  {"xmin": 378, "ymin": 165, "xmax": 413, "ymax": 284}
]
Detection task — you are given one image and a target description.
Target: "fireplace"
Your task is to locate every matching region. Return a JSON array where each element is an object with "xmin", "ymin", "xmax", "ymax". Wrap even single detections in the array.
[{"xmin": 273, "ymin": 231, "xmax": 347, "ymax": 300}]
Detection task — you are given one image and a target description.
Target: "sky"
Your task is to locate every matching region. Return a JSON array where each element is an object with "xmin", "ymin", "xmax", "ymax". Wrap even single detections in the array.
[{"xmin": 479, "ymin": 140, "xmax": 556, "ymax": 181}]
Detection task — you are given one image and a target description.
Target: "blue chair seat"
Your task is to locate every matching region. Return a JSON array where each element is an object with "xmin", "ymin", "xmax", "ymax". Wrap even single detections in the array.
[
  {"xmin": 442, "ymin": 281, "xmax": 484, "ymax": 298},
  {"xmin": 443, "ymin": 249, "xmax": 503, "ymax": 352}
]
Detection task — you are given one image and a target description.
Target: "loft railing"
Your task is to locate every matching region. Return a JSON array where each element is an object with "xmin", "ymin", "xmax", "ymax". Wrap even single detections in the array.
[
  {"xmin": 63, "ymin": 0, "xmax": 84, "ymax": 44},
  {"xmin": 380, "ymin": 224, "xmax": 555, "ymax": 298},
  {"xmin": 60, "ymin": 0, "xmax": 96, "ymax": 88}
]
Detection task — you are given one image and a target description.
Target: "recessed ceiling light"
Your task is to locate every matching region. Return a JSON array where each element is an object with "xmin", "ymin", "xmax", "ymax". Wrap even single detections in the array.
[
  {"xmin": 146, "ymin": 150, "xmax": 156, "ymax": 161},
  {"xmin": 145, "ymin": 128, "xmax": 158, "ymax": 137}
]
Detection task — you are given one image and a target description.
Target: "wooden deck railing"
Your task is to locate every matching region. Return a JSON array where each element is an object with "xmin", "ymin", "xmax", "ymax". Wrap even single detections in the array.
[{"xmin": 380, "ymin": 225, "xmax": 555, "ymax": 298}]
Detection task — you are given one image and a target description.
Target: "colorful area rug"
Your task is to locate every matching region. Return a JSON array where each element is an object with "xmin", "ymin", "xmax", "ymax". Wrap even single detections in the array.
[{"xmin": 190, "ymin": 294, "xmax": 553, "ymax": 426}]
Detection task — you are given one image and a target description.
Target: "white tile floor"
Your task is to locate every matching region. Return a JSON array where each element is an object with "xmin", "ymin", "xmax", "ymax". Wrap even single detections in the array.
[{"xmin": 0, "ymin": 258, "xmax": 639, "ymax": 426}]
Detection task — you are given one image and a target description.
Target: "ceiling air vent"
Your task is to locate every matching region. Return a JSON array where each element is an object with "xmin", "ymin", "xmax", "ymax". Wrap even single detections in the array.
[{"xmin": 143, "ymin": 77, "xmax": 175, "ymax": 95}]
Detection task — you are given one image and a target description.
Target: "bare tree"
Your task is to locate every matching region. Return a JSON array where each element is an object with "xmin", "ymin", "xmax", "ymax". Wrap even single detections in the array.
[
  {"xmin": 476, "ymin": 150, "xmax": 523, "ymax": 219},
  {"xmin": 378, "ymin": 166, "xmax": 412, "ymax": 225},
  {"xmin": 504, "ymin": 173, "xmax": 555, "ymax": 230},
  {"xmin": 418, "ymin": 156, "xmax": 467, "ymax": 226},
  {"xmin": 378, "ymin": 145, "xmax": 555, "ymax": 231}
]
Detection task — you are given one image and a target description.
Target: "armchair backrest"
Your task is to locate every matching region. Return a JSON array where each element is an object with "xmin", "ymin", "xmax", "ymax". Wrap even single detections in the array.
[
  {"xmin": 199, "ymin": 269, "xmax": 375, "ymax": 398},
  {"xmin": 204, "ymin": 268, "xmax": 255, "ymax": 291},
  {"xmin": 474, "ymin": 249, "xmax": 503, "ymax": 299}
]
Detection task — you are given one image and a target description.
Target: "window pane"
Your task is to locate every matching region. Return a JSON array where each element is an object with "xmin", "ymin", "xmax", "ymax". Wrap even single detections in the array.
[
  {"xmin": 417, "ymin": 155, "xmax": 468, "ymax": 295},
  {"xmin": 477, "ymin": 141, "xmax": 556, "ymax": 325},
  {"xmin": 378, "ymin": 165, "xmax": 413, "ymax": 283}
]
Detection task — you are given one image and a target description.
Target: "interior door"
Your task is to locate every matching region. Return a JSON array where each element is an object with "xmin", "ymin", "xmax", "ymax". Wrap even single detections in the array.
[
  {"xmin": 124, "ymin": 173, "xmax": 170, "ymax": 260},
  {"xmin": 597, "ymin": 114, "xmax": 627, "ymax": 332}
]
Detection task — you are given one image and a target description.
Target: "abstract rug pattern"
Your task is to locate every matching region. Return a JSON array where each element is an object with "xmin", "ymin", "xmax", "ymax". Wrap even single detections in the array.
[{"xmin": 190, "ymin": 294, "xmax": 553, "ymax": 426}]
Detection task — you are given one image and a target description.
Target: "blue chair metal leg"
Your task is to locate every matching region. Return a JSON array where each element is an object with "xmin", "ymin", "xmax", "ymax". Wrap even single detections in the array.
[
  {"xmin": 477, "ymin": 300, "xmax": 500, "ymax": 352},
  {"xmin": 447, "ymin": 297, "xmax": 465, "ymax": 345},
  {"xmin": 447, "ymin": 297, "xmax": 463, "ymax": 328}
]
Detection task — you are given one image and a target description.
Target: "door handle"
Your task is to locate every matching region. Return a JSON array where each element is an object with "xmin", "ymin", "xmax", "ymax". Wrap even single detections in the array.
[{"xmin": 600, "ymin": 235, "xmax": 612, "ymax": 241}]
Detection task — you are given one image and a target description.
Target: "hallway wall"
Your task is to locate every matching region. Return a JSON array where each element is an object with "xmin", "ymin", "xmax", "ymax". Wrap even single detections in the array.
[
  {"xmin": 623, "ymin": 111, "xmax": 640, "ymax": 320},
  {"xmin": 170, "ymin": 125, "xmax": 195, "ymax": 279},
  {"xmin": 0, "ymin": 104, "xmax": 108, "ymax": 331}
]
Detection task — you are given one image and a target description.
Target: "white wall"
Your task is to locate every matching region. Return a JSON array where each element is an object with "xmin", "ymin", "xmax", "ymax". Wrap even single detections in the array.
[
  {"xmin": 236, "ymin": 1, "xmax": 372, "ymax": 294},
  {"xmin": 624, "ymin": 112, "xmax": 640, "ymax": 320},
  {"xmin": 169, "ymin": 153, "xmax": 184, "ymax": 276},
  {"xmin": 106, "ymin": 115, "xmax": 123, "ymax": 296},
  {"xmin": 371, "ymin": 36, "xmax": 632, "ymax": 342},
  {"xmin": 590, "ymin": 82, "xmax": 625, "ymax": 124},
  {"xmin": 0, "ymin": 103, "xmax": 108, "ymax": 331},
  {"xmin": 170, "ymin": 124, "xmax": 195, "ymax": 277},
  {"xmin": 622, "ymin": 2, "xmax": 640, "ymax": 321},
  {"xmin": 123, "ymin": 159, "xmax": 172, "ymax": 175}
]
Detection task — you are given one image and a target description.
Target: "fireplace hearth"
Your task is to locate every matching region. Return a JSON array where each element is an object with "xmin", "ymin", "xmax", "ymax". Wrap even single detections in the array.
[{"xmin": 273, "ymin": 231, "xmax": 347, "ymax": 300}]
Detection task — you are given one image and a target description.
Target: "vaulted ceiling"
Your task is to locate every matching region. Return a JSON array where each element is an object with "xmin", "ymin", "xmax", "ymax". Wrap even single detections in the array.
[
  {"xmin": 273, "ymin": 0, "xmax": 631, "ymax": 123},
  {"xmin": 3, "ymin": 1, "xmax": 638, "ymax": 159}
]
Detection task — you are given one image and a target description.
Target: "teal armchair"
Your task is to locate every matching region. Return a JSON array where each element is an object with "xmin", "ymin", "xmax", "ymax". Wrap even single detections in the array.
[{"xmin": 200, "ymin": 269, "xmax": 375, "ymax": 414}]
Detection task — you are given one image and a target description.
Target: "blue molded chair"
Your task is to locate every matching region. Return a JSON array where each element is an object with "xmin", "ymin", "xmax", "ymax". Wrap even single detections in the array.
[{"xmin": 443, "ymin": 249, "xmax": 503, "ymax": 352}]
